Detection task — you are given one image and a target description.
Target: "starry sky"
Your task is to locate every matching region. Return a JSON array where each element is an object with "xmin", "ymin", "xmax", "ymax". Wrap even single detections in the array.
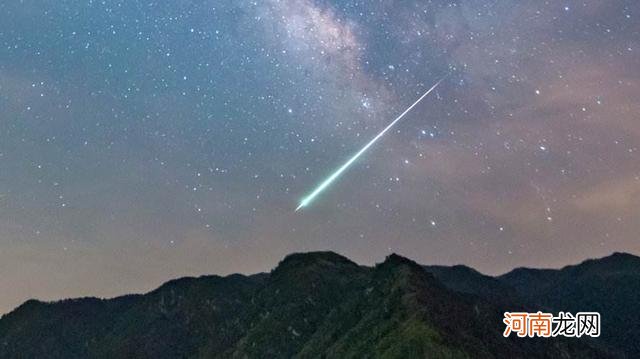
[{"xmin": 1, "ymin": 0, "xmax": 639, "ymax": 313}]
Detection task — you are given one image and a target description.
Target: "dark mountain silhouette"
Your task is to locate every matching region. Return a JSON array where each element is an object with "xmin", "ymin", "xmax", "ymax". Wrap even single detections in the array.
[
  {"xmin": 499, "ymin": 252, "xmax": 640, "ymax": 358},
  {"xmin": 423, "ymin": 264, "xmax": 522, "ymax": 306},
  {"xmin": 1, "ymin": 251, "xmax": 637, "ymax": 358},
  {"xmin": 424, "ymin": 252, "xmax": 640, "ymax": 358}
]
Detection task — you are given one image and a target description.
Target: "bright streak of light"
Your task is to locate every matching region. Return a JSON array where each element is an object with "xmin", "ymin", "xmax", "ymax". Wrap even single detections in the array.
[{"xmin": 295, "ymin": 76, "xmax": 447, "ymax": 211}]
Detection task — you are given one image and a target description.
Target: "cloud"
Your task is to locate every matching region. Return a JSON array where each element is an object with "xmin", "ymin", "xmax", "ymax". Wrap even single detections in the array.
[{"xmin": 572, "ymin": 176, "xmax": 640, "ymax": 212}]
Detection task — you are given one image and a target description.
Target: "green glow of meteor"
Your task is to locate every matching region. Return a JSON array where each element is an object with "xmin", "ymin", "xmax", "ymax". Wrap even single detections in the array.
[{"xmin": 295, "ymin": 77, "xmax": 446, "ymax": 211}]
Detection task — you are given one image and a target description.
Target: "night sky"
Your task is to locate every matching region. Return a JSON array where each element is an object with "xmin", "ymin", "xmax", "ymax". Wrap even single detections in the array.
[{"xmin": 1, "ymin": 0, "xmax": 639, "ymax": 313}]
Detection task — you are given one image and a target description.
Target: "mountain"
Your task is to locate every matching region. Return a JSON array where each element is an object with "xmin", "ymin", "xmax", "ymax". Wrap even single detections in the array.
[
  {"xmin": 499, "ymin": 252, "xmax": 640, "ymax": 358},
  {"xmin": 1, "ymin": 251, "xmax": 637, "ymax": 358},
  {"xmin": 423, "ymin": 252, "xmax": 640, "ymax": 358},
  {"xmin": 423, "ymin": 264, "xmax": 521, "ymax": 306}
]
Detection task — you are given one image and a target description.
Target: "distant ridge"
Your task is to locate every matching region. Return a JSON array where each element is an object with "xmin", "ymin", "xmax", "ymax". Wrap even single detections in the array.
[{"xmin": 1, "ymin": 251, "xmax": 638, "ymax": 358}]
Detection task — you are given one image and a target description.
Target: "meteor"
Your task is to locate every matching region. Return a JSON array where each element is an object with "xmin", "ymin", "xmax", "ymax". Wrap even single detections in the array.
[{"xmin": 295, "ymin": 76, "xmax": 446, "ymax": 211}]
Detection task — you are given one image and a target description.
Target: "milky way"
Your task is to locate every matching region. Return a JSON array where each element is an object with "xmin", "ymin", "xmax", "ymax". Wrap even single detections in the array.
[{"xmin": 0, "ymin": 0, "xmax": 639, "ymax": 313}]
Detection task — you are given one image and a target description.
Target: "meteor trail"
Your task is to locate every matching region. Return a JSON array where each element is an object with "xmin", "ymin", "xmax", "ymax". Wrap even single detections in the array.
[{"xmin": 295, "ymin": 76, "xmax": 446, "ymax": 211}]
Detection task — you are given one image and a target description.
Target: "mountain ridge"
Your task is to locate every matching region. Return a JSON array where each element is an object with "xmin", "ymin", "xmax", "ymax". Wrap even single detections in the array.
[{"xmin": 1, "ymin": 251, "xmax": 638, "ymax": 358}]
